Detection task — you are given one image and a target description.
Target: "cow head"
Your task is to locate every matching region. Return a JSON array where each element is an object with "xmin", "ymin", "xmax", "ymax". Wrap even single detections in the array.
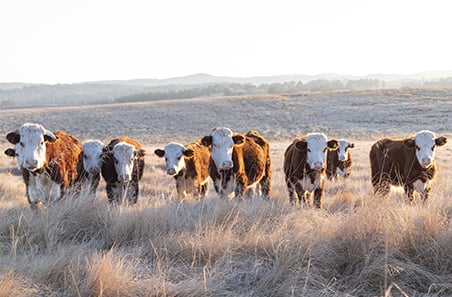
[
  {"xmin": 82, "ymin": 140, "xmax": 105, "ymax": 175},
  {"xmin": 295, "ymin": 133, "xmax": 339, "ymax": 171},
  {"xmin": 111, "ymin": 141, "xmax": 145, "ymax": 183},
  {"xmin": 154, "ymin": 143, "xmax": 194, "ymax": 176},
  {"xmin": 6, "ymin": 123, "xmax": 57, "ymax": 171},
  {"xmin": 337, "ymin": 139, "xmax": 355, "ymax": 161},
  {"xmin": 201, "ymin": 127, "xmax": 244, "ymax": 173},
  {"xmin": 404, "ymin": 130, "xmax": 447, "ymax": 168}
]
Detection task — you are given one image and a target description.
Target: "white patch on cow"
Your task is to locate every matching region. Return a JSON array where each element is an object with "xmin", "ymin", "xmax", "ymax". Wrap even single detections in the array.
[
  {"xmin": 413, "ymin": 179, "xmax": 430, "ymax": 193},
  {"xmin": 82, "ymin": 140, "xmax": 105, "ymax": 174},
  {"xmin": 112, "ymin": 142, "xmax": 136, "ymax": 183},
  {"xmin": 163, "ymin": 143, "xmax": 186, "ymax": 176},
  {"xmin": 14, "ymin": 123, "xmax": 49, "ymax": 171},
  {"xmin": 414, "ymin": 130, "xmax": 437, "ymax": 168},
  {"xmin": 210, "ymin": 128, "xmax": 234, "ymax": 171},
  {"xmin": 306, "ymin": 133, "xmax": 329, "ymax": 171},
  {"xmin": 215, "ymin": 175, "xmax": 236, "ymax": 198},
  {"xmin": 337, "ymin": 139, "xmax": 351, "ymax": 161},
  {"xmin": 297, "ymin": 173, "xmax": 322, "ymax": 193},
  {"xmin": 27, "ymin": 173, "xmax": 61, "ymax": 205}
]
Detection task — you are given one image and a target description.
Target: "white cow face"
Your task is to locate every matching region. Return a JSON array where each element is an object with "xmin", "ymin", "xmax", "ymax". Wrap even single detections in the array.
[
  {"xmin": 82, "ymin": 140, "xmax": 105, "ymax": 174},
  {"xmin": 6, "ymin": 123, "xmax": 57, "ymax": 171},
  {"xmin": 112, "ymin": 141, "xmax": 145, "ymax": 183},
  {"xmin": 337, "ymin": 139, "xmax": 355, "ymax": 161},
  {"xmin": 405, "ymin": 130, "xmax": 447, "ymax": 168},
  {"xmin": 296, "ymin": 133, "xmax": 338, "ymax": 171},
  {"xmin": 201, "ymin": 127, "xmax": 244, "ymax": 172},
  {"xmin": 154, "ymin": 143, "xmax": 194, "ymax": 176}
]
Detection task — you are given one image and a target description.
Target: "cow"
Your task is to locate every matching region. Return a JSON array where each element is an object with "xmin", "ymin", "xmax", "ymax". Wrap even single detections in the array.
[
  {"xmin": 369, "ymin": 130, "xmax": 447, "ymax": 202},
  {"xmin": 201, "ymin": 128, "xmax": 272, "ymax": 199},
  {"xmin": 6, "ymin": 123, "xmax": 84, "ymax": 210},
  {"xmin": 284, "ymin": 133, "xmax": 339, "ymax": 208},
  {"xmin": 81, "ymin": 139, "xmax": 105, "ymax": 195},
  {"xmin": 154, "ymin": 141, "xmax": 210, "ymax": 199},
  {"xmin": 326, "ymin": 139, "xmax": 355, "ymax": 181},
  {"xmin": 101, "ymin": 136, "xmax": 145, "ymax": 205}
]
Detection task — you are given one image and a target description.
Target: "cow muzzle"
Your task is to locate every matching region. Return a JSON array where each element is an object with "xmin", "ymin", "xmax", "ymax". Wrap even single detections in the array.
[
  {"xmin": 24, "ymin": 159, "xmax": 39, "ymax": 171},
  {"xmin": 313, "ymin": 162, "xmax": 324, "ymax": 172},
  {"xmin": 118, "ymin": 174, "xmax": 131, "ymax": 183},
  {"xmin": 219, "ymin": 160, "xmax": 233, "ymax": 171},
  {"xmin": 167, "ymin": 168, "xmax": 177, "ymax": 176}
]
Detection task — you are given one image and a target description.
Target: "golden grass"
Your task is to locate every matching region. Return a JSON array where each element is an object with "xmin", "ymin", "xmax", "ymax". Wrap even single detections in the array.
[{"xmin": 0, "ymin": 90, "xmax": 450, "ymax": 296}]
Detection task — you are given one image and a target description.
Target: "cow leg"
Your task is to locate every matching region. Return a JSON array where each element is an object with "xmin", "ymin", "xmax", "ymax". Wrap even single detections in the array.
[
  {"xmin": 199, "ymin": 182, "xmax": 208, "ymax": 199},
  {"xmin": 404, "ymin": 184, "xmax": 415, "ymax": 203},
  {"xmin": 127, "ymin": 182, "xmax": 139, "ymax": 205},
  {"xmin": 106, "ymin": 183, "xmax": 117, "ymax": 204},
  {"xmin": 90, "ymin": 173, "xmax": 100, "ymax": 195},
  {"xmin": 313, "ymin": 186, "xmax": 324, "ymax": 209},
  {"xmin": 259, "ymin": 176, "xmax": 271, "ymax": 199},
  {"xmin": 235, "ymin": 175, "xmax": 247, "ymax": 200},
  {"xmin": 294, "ymin": 183, "xmax": 306, "ymax": 205},
  {"xmin": 286, "ymin": 180, "xmax": 297, "ymax": 205},
  {"xmin": 372, "ymin": 173, "xmax": 390, "ymax": 198}
]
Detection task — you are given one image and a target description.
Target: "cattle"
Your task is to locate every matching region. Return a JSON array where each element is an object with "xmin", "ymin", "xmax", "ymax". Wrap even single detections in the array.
[
  {"xmin": 6, "ymin": 123, "xmax": 84, "ymax": 210},
  {"xmin": 81, "ymin": 140, "xmax": 105, "ymax": 194},
  {"xmin": 201, "ymin": 128, "xmax": 272, "ymax": 199},
  {"xmin": 326, "ymin": 139, "xmax": 355, "ymax": 181},
  {"xmin": 369, "ymin": 130, "xmax": 447, "ymax": 202},
  {"xmin": 284, "ymin": 133, "xmax": 339, "ymax": 208},
  {"xmin": 101, "ymin": 136, "xmax": 145, "ymax": 205},
  {"xmin": 154, "ymin": 141, "xmax": 210, "ymax": 199}
]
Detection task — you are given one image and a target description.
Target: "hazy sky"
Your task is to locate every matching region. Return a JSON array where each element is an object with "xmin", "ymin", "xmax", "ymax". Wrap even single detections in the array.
[{"xmin": 1, "ymin": 0, "xmax": 452, "ymax": 84}]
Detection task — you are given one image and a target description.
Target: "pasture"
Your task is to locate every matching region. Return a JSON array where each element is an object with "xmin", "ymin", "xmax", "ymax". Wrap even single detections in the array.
[{"xmin": 0, "ymin": 88, "xmax": 451, "ymax": 296}]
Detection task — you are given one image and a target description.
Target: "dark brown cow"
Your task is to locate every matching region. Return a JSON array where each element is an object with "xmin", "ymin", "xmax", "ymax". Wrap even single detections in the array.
[
  {"xmin": 6, "ymin": 123, "xmax": 84, "ymax": 210},
  {"xmin": 154, "ymin": 141, "xmax": 210, "ymax": 199},
  {"xmin": 326, "ymin": 139, "xmax": 355, "ymax": 181},
  {"xmin": 101, "ymin": 136, "xmax": 145, "ymax": 205},
  {"xmin": 370, "ymin": 130, "xmax": 447, "ymax": 201},
  {"xmin": 284, "ymin": 133, "xmax": 339, "ymax": 208},
  {"xmin": 201, "ymin": 128, "xmax": 272, "ymax": 199}
]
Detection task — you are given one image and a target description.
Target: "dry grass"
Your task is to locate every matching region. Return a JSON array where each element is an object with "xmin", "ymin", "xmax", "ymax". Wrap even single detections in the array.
[{"xmin": 0, "ymin": 89, "xmax": 451, "ymax": 296}]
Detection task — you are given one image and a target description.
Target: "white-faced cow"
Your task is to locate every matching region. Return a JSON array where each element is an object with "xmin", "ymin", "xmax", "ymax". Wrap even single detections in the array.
[
  {"xmin": 369, "ymin": 130, "xmax": 447, "ymax": 202},
  {"xmin": 81, "ymin": 139, "xmax": 105, "ymax": 195},
  {"xmin": 326, "ymin": 139, "xmax": 355, "ymax": 181},
  {"xmin": 6, "ymin": 123, "xmax": 84, "ymax": 210},
  {"xmin": 201, "ymin": 128, "xmax": 272, "ymax": 199},
  {"xmin": 101, "ymin": 136, "xmax": 145, "ymax": 205},
  {"xmin": 284, "ymin": 133, "xmax": 339, "ymax": 208},
  {"xmin": 154, "ymin": 141, "xmax": 210, "ymax": 199}
]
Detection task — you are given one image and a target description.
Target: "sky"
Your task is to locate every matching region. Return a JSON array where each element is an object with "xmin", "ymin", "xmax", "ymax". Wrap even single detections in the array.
[{"xmin": 1, "ymin": 0, "xmax": 452, "ymax": 84}]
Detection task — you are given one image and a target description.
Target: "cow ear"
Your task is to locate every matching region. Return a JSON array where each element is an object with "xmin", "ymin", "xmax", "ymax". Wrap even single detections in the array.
[
  {"xmin": 295, "ymin": 140, "xmax": 307, "ymax": 151},
  {"xmin": 154, "ymin": 149, "xmax": 165, "ymax": 157},
  {"xmin": 404, "ymin": 138, "xmax": 415, "ymax": 148},
  {"xmin": 435, "ymin": 136, "xmax": 447, "ymax": 147},
  {"xmin": 349, "ymin": 143, "xmax": 355, "ymax": 149},
  {"xmin": 135, "ymin": 149, "xmax": 146, "ymax": 158},
  {"xmin": 201, "ymin": 136, "xmax": 212, "ymax": 146},
  {"xmin": 4, "ymin": 148, "xmax": 16, "ymax": 157},
  {"xmin": 327, "ymin": 140, "xmax": 339, "ymax": 150},
  {"xmin": 183, "ymin": 149, "xmax": 194, "ymax": 157},
  {"xmin": 44, "ymin": 130, "xmax": 57, "ymax": 142},
  {"xmin": 6, "ymin": 131, "xmax": 20, "ymax": 144},
  {"xmin": 232, "ymin": 135, "xmax": 245, "ymax": 145}
]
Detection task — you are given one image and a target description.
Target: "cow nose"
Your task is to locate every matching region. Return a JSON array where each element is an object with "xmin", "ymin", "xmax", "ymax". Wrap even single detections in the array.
[
  {"xmin": 313, "ymin": 162, "xmax": 324, "ymax": 170},
  {"xmin": 167, "ymin": 168, "xmax": 176, "ymax": 175},
  {"xmin": 422, "ymin": 158, "xmax": 433, "ymax": 167},
  {"xmin": 339, "ymin": 155, "xmax": 346, "ymax": 161},
  {"xmin": 25, "ymin": 159, "xmax": 38, "ymax": 169},
  {"xmin": 221, "ymin": 160, "xmax": 233, "ymax": 170},
  {"xmin": 89, "ymin": 168, "xmax": 99, "ymax": 174},
  {"xmin": 118, "ymin": 174, "xmax": 130, "ymax": 183}
]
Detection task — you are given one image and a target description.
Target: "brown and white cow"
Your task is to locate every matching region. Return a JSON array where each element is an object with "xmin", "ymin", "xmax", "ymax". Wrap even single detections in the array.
[
  {"xmin": 81, "ymin": 139, "xmax": 105, "ymax": 195},
  {"xmin": 154, "ymin": 141, "xmax": 210, "ymax": 199},
  {"xmin": 101, "ymin": 136, "xmax": 145, "ymax": 205},
  {"xmin": 284, "ymin": 133, "xmax": 339, "ymax": 208},
  {"xmin": 369, "ymin": 130, "xmax": 447, "ymax": 201},
  {"xmin": 6, "ymin": 123, "xmax": 84, "ymax": 210},
  {"xmin": 201, "ymin": 128, "xmax": 272, "ymax": 199},
  {"xmin": 326, "ymin": 139, "xmax": 355, "ymax": 181}
]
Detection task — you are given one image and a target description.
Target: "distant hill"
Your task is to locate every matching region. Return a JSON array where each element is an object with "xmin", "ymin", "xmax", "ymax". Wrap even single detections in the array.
[{"xmin": 2, "ymin": 71, "xmax": 452, "ymax": 108}]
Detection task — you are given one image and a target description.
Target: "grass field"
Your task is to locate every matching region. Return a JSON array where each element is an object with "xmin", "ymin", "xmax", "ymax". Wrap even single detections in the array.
[{"xmin": 0, "ymin": 88, "xmax": 450, "ymax": 296}]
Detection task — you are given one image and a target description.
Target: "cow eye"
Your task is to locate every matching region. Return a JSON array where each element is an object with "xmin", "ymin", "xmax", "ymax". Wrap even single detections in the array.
[
  {"xmin": 415, "ymin": 145, "xmax": 420, "ymax": 151},
  {"xmin": 20, "ymin": 142, "xmax": 24, "ymax": 147},
  {"xmin": 307, "ymin": 148, "xmax": 311, "ymax": 153},
  {"xmin": 323, "ymin": 148, "xmax": 327, "ymax": 153},
  {"xmin": 40, "ymin": 141, "xmax": 44, "ymax": 146},
  {"xmin": 114, "ymin": 158, "xmax": 118, "ymax": 164},
  {"xmin": 83, "ymin": 154, "xmax": 88, "ymax": 159},
  {"xmin": 431, "ymin": 145, "xmax": 435, "ymax": 151}
]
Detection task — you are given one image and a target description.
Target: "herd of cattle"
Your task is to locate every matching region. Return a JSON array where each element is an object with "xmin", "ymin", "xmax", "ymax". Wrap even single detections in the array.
[{"xmin": 3, "ymin": 123, "xmax": 448, "ymax": 210}]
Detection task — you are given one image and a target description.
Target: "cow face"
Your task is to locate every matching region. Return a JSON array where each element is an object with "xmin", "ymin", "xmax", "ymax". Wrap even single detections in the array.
[
  {"xmin": 201, "ymin": 127, "xmax": 244, "ymax": 172},
  {"xmin": 296, "ymin": 133, "xmax": 338, "ymax": 171},
  {"xmin": 111, "ymin": 142, "xmax": 145, "ymax": 183},
  {"xmin": 154, "ymin": 143, "xmax": 193, "ymax": 176},
  {"xmin": 6, "ymin": 123, "xmax": 57, "ymax": 171},
  {"xmin": 82, "ymin": 140, "xmax": 105, "ymax": 174},
  {"xmin": 337, "ymin": 139, "xmax": 355, "ymax": 161},
  {"xmin": 404, "ymin": 130, "xmax": 447, "ymax": 168}
]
